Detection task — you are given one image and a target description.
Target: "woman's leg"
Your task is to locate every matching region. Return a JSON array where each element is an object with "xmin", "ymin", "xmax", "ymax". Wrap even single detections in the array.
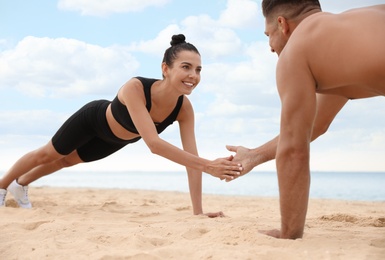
[
  {"xmin": 17, "ymin": 147, "xmax": 84, "ymax": 186},
  {"xmin": 0, "ymin": 141, "xmax": 77, "ymax": 189}
]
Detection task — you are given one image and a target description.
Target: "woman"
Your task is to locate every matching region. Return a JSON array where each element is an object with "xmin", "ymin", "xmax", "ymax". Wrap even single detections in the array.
[{"xmin": 0, "ymin": 34, "xmax": 242, "ymax": 216}]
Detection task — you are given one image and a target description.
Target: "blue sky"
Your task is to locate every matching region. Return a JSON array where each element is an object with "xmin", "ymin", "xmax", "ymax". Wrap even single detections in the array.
[{"xmin": 0, "ymin": 0, "xmax": 384, "ymax": 173}]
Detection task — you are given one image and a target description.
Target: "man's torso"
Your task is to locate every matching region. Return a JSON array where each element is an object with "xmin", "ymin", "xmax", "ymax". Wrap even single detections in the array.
[{"xmin": 286, "ymin": 5, "xmax": 385, "ymax": 99}]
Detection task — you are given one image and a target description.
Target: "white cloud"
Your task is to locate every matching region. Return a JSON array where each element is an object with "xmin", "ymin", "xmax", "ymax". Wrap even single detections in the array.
[
  {"xmin": 181, "ymin": 15, "xmax": 244, "ymax": 60},
  {"xmin": 127, "ymin": 14, "xmax": 244, "ymax": 60},
  {"xmin": 311, "ymin": 133, "xmax": 385, "ymax": 171},
  {"xmin": 57, "ymin": 0, "xmax": 171, "ymax": 17},
  {"xmin": 0, "ymin": 110, "xmax": 68, "ymax": 135},
  {"xmin": 201, "ymin": 41, "xmax": 278, "ymax": 109},
  {"xmin": 128, "ymin": 24, "xmax": 181, "ymax": 56},
  {"xmin": 125, "ymin": 1, "xmax": 259, "ymax": 60},
  {"xmin": 0, "ymin": 36, "xmax": 139, "ymax": 98},
  {"xmin": 219, "ymin": 0, "xmax": 260, "ymax": 28}
]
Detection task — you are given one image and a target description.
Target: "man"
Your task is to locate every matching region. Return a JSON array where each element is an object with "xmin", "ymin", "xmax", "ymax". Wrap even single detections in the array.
[{"xmin": 227, "ymin": 1, "xmax": 385, "ymax": 239}]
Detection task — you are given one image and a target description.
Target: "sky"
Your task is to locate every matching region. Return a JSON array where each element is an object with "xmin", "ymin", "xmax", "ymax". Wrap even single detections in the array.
[{"xmin": 0, "ymin": 0, "xmax": 384, "ymax": 174}]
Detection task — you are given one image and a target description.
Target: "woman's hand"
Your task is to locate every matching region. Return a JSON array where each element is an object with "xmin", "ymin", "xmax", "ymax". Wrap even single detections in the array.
[{"xmin": 204, "ymin": 156, "xmax": 242, "ymax": 181}]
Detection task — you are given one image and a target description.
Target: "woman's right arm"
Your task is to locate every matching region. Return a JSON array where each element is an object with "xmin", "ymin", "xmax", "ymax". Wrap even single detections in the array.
[{"xmin": 120, "ymin": 78, "xmax": 242, "ymax": 179}]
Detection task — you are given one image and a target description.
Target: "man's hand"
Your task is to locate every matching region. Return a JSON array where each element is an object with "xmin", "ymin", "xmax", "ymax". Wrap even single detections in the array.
[{"xmin": 226, "ymin": 145, "xmax": 255, "ymax": 179}]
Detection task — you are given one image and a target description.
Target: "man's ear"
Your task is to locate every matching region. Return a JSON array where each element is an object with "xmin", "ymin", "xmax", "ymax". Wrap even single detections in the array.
[{"xmin": 277, "ymin": 16, "xmax": 290, "ymax": 35}]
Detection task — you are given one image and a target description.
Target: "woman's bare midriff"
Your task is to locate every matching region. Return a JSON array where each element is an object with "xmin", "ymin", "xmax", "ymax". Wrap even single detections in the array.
[{"xmin": 105, "ymin": 104, "xmax": 141, "ymax": 140}]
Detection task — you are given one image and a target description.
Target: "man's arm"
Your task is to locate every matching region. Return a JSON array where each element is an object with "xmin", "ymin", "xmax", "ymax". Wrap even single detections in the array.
[
  {"xmin": 227, "ymin": 94, "xmax": 348, "ymax": 175},
  {"xmin": 274, "ymin": 56, "xmax": 316, "ymax": 239},
  {"xmin": 226, "ymin": 137, "xmax": 278, "ymax": 175}
]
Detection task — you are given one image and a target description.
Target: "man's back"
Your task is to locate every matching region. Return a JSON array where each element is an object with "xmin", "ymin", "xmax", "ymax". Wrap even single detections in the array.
[{"xmin": 283, "ymin": 5, "xmax": 385, "ymax": 99}]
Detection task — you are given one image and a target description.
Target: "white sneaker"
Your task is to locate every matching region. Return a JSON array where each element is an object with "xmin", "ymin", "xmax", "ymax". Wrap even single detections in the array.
[
  {"xmin": 8, "ymin": 180, "xmax": 32, "ymax": 208},
  {"xmin": 0, "ymin": 189, "xmax": 6, "ymax": 207}
]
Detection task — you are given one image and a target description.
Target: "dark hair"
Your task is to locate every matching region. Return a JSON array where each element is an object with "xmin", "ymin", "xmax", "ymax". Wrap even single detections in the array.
[
  {"xmin": 162, "ymin": 34, "xmax": 200, "ymax": 67},
  {"xmin": 262, "ymin": 0, "xmax": 321, "ymax": 20}
]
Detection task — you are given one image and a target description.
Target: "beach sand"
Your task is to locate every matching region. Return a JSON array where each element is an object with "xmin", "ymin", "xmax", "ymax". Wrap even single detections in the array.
[{"xmin": 1, "ymin": 187, "xmax": 384, "ymax": 260}]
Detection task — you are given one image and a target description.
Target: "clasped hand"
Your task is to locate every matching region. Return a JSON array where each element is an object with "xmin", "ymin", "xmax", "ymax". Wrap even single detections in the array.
[{"xmin": 206, "ymin": 155, "xmax": 242, "ymax": 181}]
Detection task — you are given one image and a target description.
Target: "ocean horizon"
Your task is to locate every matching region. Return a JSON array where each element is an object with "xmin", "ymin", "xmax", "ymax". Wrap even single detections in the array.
[{"xmin": 3, "ymin": 170, "xmax": 383, "ymax": 202}]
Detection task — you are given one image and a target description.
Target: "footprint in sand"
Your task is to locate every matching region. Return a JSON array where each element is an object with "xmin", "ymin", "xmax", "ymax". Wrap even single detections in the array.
[
  {"xmin": 175, "ymin": 206, "xmax": 190, "ymax": 212},
  {"xmin": 370, "ymin": 238, "xmax": 385, "ymax": 248},
  {"xmin": 137, "ymin": 212, "xmax": 160, "ymax": 218},
  {"xmin": 100, "ymin": 253, "xmax": 160, "ymax": 260},
  {"xmin": 134, "ymin": 234, "xmax": 172, "ymax": 249},
  {"xmin": 98, "ymin": 201, "xmax": 131, "ymax": 214},
  {"xmin": 182, "ymin": 228, "xmax": 210, "ymax": 240},
  {"xmin": 320, "ymin": 214, "xmax": 385, "ymax": 227},
  {"xmin": 22, "ymin": 220, "xmax": 51, "ymax": 230}
]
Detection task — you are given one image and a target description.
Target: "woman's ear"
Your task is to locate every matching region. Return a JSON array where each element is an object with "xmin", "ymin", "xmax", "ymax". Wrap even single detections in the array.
[{"xmin": 161, "ymin": 62, "xmax": 168, "ymax": 78}]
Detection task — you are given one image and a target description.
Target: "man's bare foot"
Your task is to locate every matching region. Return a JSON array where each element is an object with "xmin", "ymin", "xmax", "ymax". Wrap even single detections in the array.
[
  {"xmin": 259, "ymin": 229, "xmax": 281, "ymax": 238},
  {"xmin": 202, "ymin": 211, "xmax": 225, "ymax": 218}
]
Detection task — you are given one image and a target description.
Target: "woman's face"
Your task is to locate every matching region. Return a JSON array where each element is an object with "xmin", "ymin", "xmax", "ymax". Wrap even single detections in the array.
[{"xmin": 163, "ymin": 50, "xmax": 202, "ymax": 95}]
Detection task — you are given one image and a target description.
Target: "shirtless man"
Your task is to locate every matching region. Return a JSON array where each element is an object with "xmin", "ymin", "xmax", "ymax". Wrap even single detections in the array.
[{"xmin": 227, "ymin": 1, "xmax": 385, "ymax": 239}]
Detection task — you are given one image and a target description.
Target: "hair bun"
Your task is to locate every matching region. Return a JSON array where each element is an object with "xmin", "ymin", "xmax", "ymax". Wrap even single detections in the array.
[{"xmin": 170, "ymin": 34, "xmax": 186, "ymax": 46}]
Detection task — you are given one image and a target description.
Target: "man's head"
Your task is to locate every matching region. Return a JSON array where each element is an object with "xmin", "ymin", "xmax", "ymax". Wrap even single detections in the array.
[{"xmin": 262, "ymin": 0, "xmax": 321, "ymax": 55}]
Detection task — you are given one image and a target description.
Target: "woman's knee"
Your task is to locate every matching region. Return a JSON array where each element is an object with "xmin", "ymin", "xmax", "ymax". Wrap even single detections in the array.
[
  {"xmin": 32, "ymin": 143, "xmax": 63, "ymax": 164},
  {"xmin": 59, "ymin": 151, "xmax": 83, "ymax": 168}
]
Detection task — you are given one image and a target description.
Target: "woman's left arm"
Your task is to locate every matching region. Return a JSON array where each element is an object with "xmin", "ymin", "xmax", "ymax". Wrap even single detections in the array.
[{"xmin": 178, "ymin": 97, "xmax": 224, "ymax": 217}]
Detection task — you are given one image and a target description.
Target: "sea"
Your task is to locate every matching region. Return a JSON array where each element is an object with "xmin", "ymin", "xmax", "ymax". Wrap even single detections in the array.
[{"xmin": 20, "ymin": 170, "xmax": 385, "ymax": 201}]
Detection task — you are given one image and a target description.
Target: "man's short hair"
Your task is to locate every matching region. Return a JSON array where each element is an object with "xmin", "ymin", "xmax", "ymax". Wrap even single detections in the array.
[{"xmin": 262, "ymin": 0, "xmax": 321, "ymax": 21}]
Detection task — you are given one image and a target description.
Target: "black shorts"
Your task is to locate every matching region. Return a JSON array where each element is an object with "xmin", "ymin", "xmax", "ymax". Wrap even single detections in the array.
[{"xmin": 51, "ymin": 100, "xmax": 141, "ymax": 162}]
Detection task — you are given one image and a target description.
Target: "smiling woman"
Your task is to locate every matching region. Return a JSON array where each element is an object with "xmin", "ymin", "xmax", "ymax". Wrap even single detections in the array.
[{"xmin": 0, "ymin": 34, "xmax": 242, "ymax": 216}]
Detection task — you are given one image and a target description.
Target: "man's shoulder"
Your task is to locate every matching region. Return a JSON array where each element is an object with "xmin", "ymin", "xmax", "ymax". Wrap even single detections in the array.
[
  {"xmin": 294, "ymin": 12, "xmax": 334, "ymax": 35},
  {"xmin": 287, "ymin": 13, "xmax": 335, "ymax": 52}
]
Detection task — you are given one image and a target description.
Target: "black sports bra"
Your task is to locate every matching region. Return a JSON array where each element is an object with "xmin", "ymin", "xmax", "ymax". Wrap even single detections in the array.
[{"xmin": 110, "ymin": 76, "xmax": 184, "ymax": 135}]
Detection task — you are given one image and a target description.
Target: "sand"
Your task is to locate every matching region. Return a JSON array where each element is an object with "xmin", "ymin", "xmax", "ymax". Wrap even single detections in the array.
[{"xmin": 1, "ymin": 187, "xmax": 384, "ymax": 259}]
